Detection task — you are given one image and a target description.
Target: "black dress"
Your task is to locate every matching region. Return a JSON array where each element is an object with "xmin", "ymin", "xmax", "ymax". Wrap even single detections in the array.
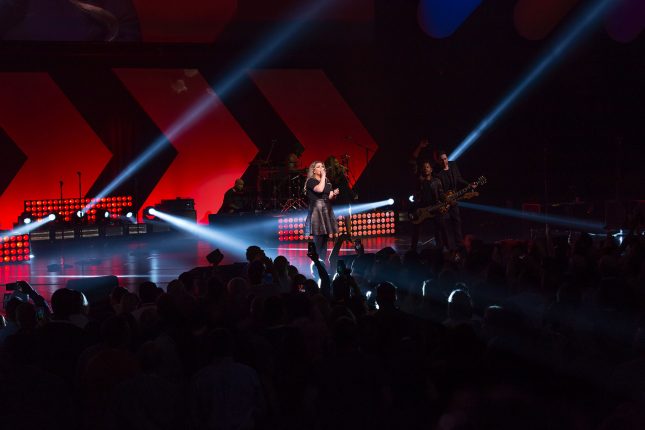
[{"xmin": 304, "ymin": 177, "xmax": 338, "ymax": 236}]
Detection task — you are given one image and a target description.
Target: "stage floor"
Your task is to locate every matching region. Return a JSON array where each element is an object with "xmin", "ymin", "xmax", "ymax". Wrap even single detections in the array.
[{"xmin": 1, "ymin": 234, "xmax": 413, "ymax": 303}]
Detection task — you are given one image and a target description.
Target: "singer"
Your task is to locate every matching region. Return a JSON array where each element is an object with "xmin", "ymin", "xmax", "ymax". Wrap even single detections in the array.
[{"xmin": 304, "ymin": 161, "xmax": 339, "ymax": 260}]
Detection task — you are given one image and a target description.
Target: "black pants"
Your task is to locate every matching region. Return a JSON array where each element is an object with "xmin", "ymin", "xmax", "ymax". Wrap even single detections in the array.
[
  {"xmin": 313, "ymin": 234, "xmax": 329, "ymax": 260},
  {"xmin": 445, "ymin": 204, "xmax": 463, "ymax": 249}
]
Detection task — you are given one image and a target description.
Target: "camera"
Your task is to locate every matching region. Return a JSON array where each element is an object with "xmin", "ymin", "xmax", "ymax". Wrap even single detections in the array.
[
  {"xmin": 5, "ymin": 282, "xmax": 21, "ymax": 292},
  {"xmin": 337, "ymin": 259, "xmax": 351, "ymax": 275},
  {"xmin": 307, "ymin": 241, "xmax": 317, "ymax": 256},
  {"xmin": 353, "ymin": 238, "xmax": 364, "ymax": 253}
]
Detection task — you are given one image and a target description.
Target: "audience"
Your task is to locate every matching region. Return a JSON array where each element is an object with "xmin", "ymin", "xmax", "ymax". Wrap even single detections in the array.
[{"xmin": 1, "ymin": 233, "xmax": 644, "ymax": 429}]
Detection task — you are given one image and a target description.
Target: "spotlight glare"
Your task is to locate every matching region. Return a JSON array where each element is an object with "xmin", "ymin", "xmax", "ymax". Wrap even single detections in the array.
[
  {"xmin": 450, "ymin": 0, "xmax": 617, "ymax": 160},
  {"xmin": 5, "ymin": 212, "xmax": 57, "ymax": 237},
  {"xmin": 142, "ymin": 206, "xmax": 156, "ymax": 220},
  {"xmin": 76, "ymin": 211, "xmax": 84, "ymax": 218},
  {"xmin": 459, "ymin": 201, "xmax": 604, "ymax": 232},
  {"xmin": 408, "ymin": 195, "xmax": 415, "ymax": 203},
  {"xmin": 85, "ymin": 0, "xmax": 334, "ymax": 212},
  {"xmin": 24, "ymin": 217, "xmax": 32, "ymax": 224},
  {"xmin": 125, "ymin": 212, "xmax": 133, "ymax": 218},
  {"xmin": 335, "ymin": 199, "xmax": 396, "ymax": 216},
  {"xmin": 150, "ymin": 209, "xmax": 247, "ymax": 255}
]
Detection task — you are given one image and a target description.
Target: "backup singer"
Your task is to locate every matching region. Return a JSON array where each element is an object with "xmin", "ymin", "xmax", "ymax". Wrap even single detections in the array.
[
  {"xmin": 325, "ymin": 155, "xmax": 356, "ymax": 236},
  {"xmin": 304, "ymin": 161, "xmax": 339, "ymax": 260}
]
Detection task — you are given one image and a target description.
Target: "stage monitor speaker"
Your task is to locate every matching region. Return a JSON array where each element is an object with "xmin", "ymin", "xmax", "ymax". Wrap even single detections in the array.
[{"xmin": 66, "ymin": 275, "xmax": 118, "ymax": 305}]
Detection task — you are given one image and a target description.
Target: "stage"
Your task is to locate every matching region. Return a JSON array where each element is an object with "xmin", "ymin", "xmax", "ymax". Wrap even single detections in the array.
[{"xmin": 0, "ymin": 233, "xmax": 411, "ymax": 303}]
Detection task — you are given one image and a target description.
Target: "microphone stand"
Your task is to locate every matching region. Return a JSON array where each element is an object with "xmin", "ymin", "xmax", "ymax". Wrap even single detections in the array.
[{"xmin": 77, "ymin": 171, "xmax": 82, "ymax": 200}]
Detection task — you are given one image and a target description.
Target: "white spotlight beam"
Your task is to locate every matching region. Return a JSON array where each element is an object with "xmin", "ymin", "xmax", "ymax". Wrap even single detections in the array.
[
  {"xmin": 450, "ymin": 0, "xmax": 617, "ymax": 161},
  {"xmin": 3, "ymin": 215, "xmax": 55, "ymax": 238},
  {"xmin": 149, "ymin": 209, "xmax": 249, "ymax": 252},
  {"xmin": 85, "ymin": 0, "xmax": 336, "ymax": 213},
  {"xmin": 335, "ymin": 199, "xmax": 394, "ymax": 217}
]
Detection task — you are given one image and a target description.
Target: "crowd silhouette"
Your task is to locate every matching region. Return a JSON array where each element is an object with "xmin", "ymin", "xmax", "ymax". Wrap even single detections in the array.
[{"xmin": 1, "ymin": 227, "xmax": 645, "ymax": 430}]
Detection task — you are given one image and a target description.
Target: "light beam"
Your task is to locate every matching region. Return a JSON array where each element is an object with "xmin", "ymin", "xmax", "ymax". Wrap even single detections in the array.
[{"xmin": 450, "ymin": 0, "xmax": 617, "ymax": 160}]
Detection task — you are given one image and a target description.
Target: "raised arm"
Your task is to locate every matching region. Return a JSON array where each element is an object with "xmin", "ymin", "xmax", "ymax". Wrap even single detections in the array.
[{"xmin": 307, "ymin": 248, "xmax": 331, "ymax": 299}]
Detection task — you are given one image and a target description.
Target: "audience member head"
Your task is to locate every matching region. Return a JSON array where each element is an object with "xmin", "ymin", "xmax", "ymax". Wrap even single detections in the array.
[
  {"xmin": 291, "ymin": 273, "xmax": 307, "ymax": 293},
  {"xmin": 303, "ymin": 279, "xmax": 319, "ymax": 296},
  {"xmin": 178, "ymin": 271, "xmax": 196, "ymax": 295},
  {"xmin": 110, "ymin": 286, "xmax": 128, "ymax": 313},
  {"xmin": 376, "ymin": 281, "xmax": 397, "ymax": 309},
  {"xmin": 246, "ymin": 245, "xmax": 265, "ymax": 262},
  {"xmin": 51, "ymin": 288, "xmax": 83, "ymax": 320},
  {"xmin": 120, "ymin": 292, "xmax": 140, "ymax": 314},
  {"xmin": 447, "ymin": 289, "xmax": 474, "ymax": 321},
  {"xmin": 287, "ymin": 264, "xmax": 299, "ymax": 280},
  {"xmin": 273, "ymin": 255, "xmax": 289, "ymax": 275},
  {"xmin": 138, "ymin": 281, "xmax": 161, "ymax": 304}
]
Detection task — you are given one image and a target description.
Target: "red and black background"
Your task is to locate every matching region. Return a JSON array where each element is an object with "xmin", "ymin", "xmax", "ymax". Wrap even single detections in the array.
[{"xmin": 0, "ymin": 0, "xmax": 643, "ymax": 229}]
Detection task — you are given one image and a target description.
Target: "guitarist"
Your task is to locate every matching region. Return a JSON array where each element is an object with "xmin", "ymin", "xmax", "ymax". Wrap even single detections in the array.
[
  {"xmin": 411, "ymin": 160, "xmax": 450, "ymax": 252},
  {"xmin": 436, "ymin": 150, "xmax": 477, "ymax": 249}
]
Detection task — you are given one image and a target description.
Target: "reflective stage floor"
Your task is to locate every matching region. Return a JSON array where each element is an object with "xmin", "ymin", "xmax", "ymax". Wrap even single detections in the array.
[{"xmin": 0, "ymin": 233, "xmax": 411, "ymax": 303}]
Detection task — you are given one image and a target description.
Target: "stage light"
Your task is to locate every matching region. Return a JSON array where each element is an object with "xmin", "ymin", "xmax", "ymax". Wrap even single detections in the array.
[
  {"xmin": 409, "ymin": 195, "xmax": 415, "ymax": 203},
  {"xmin": 149, "ymin": 209, "xmax": 248, "ymax": 256},
  {"xmin": 76, "ymin": 210, "xmax": 85, "ymax": 218},
  {"xmin": 143, "ymin": 206, "xmax": 156, "ymax": 220},
  {"xmin": 84, "ymin": 0, "xmax": 335, "ymax": 213},
  {"xmin": 336, "ymin": 199, "xmax": 395, "ymax": 216},
  {"xmin": 450, "ymin": 0, "xmax": 617, "ymax": 160},
  {"xmin": 4, "ymin": 214, "xmax": 56, "ymax": 238},
  {"xmin": 24, "ymin": 217, "xmax": 32, "ymax": 224},
  {"xmin": 125, "ymin": 212, "xmax": 133, "ymax": 218},
  {"xmin": 459, "ymin": 201, "xmax": 604, "ymax": 232}
]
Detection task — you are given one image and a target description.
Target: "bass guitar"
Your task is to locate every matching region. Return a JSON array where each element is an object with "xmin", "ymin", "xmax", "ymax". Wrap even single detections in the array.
[{"xmin": 409, "ymin": 176, "xmax": 487, "ymax": 225}]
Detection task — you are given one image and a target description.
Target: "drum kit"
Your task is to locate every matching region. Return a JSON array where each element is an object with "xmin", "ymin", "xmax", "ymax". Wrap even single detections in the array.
[
  {"xmin": 254, "ymin": 161, "xmax": 307, "ymax": 212},
  {"xmin": 251, "ymin": 154, "xmax": 354, "ymax": 212}
]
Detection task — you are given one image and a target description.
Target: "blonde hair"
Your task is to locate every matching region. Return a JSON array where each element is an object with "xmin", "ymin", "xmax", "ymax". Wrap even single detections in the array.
[{"xmin": 304, "ymin": 160, "xmax": 325, "ymax": 193}]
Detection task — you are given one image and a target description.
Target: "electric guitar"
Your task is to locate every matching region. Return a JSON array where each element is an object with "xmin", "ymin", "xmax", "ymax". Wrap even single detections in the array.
[{"xmin": 409, "ymin": 176, "xmax": 487, "ymax": 224}]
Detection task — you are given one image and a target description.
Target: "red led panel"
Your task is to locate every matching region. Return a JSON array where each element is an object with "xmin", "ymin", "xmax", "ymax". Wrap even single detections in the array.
[
  {"xmin": 277, "ymin": 210, "xmax": 396, "ymax": 241},
  {"xmin": 115, "ymin": 69, "xmax": 258, "ymax": 224},
  {"xmin": 0, "ymin": 234, "xmax": 30, "ymax": 264},
  {"xmin": 251, "ymin": 69, "xmax": 378, "ymax": 187},
  {"xmin": 0, "ymin": 73, "xmax": 112, "ymax": 230}
]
